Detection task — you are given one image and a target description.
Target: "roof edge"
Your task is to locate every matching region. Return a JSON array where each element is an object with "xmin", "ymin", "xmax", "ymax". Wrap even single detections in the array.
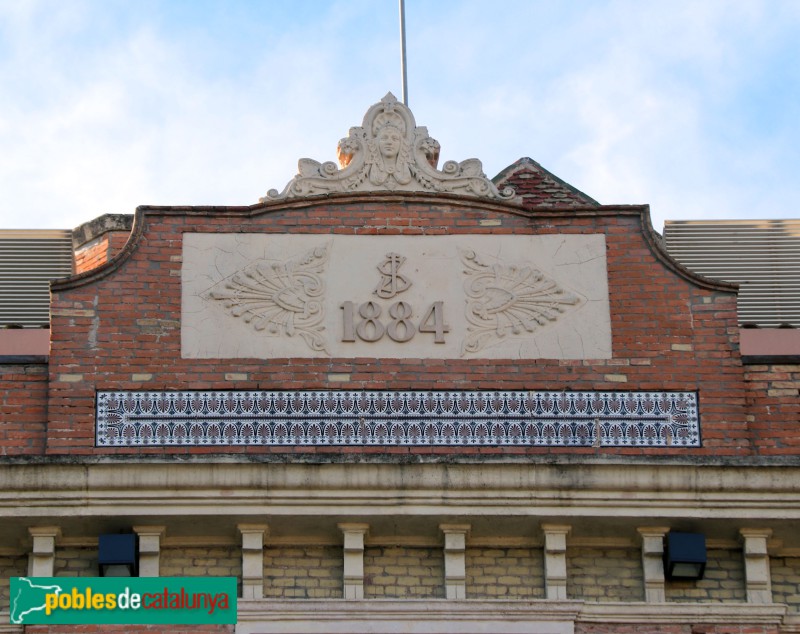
[{"xmin": 493, "ymin": 157, "xmax": 601, "ymax": 206}]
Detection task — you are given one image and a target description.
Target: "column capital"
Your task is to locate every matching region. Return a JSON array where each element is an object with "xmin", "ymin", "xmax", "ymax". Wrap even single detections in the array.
[
  {"xmin": 28, "ymin": 526, "xmax": 62, "ymax": 540},
  {"xmin": 133, "ymin": 525, "xmax": 166, "ymax": 539},
  {"xmin": 637, "ymin": 526, "xmax": 670, "ymax": 538},
  {"xmin": 237, "ymin": 523, "xmax": 270, "ymax": 535}
]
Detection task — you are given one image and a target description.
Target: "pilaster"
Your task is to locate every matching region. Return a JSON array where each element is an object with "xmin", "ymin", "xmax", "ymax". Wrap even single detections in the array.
[
  {"xmin": 440, "ymin": 524, "xmax": 470, "ymax": 600},
  {"xmin": 542, "ymin": 524, "xmax": 571, "ymax": 601},
  {"xmin": 28, "ymin": 526, "xmax": 61, "ymax": 577},
  {"xmin": 740, "ymin": 528, "xmax": 773, "ymax": 604},
  {"xmin": 133, "ymin": 525, "xmax": 166, "ymax": 577},
  {"xmin": 238, "ymin": 523, "xmax": 269, "ymax": 600},
  {"xmin": 339, "ymin": 523, "xmax": 369, "ymax": 600},
  {"xmin": 637, "ymin": 526, "xmax": 670, "ymax": 602}
]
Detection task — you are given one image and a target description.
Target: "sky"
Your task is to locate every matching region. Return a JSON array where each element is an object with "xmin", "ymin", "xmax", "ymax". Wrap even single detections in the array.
[{"xmin": 1, "ymin": 1, "xmax": 799, "ymax": 233}]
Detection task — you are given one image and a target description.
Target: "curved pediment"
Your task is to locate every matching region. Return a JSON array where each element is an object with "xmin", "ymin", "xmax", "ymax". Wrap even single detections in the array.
[{"xmin": 263, "ymin": 93, "xmax": 517, "ymax": 203}]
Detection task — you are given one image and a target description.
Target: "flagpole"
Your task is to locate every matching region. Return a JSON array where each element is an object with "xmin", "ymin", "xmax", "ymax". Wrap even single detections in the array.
[{"xmin": 399, "ymin": 0, "xmax": 408, "ymax": 106}]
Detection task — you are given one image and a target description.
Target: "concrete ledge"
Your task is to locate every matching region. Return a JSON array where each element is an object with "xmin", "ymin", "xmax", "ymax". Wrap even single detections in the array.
[
  {"xmin": 236, "ymin": 599, "xmax": 581, "ymax": 634},
  {"xmin": 234, "ymin": 600, "xmax": 789, "ymax": 633}
]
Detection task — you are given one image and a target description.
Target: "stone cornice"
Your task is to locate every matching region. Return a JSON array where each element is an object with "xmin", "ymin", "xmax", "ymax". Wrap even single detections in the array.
[
  {"xmin": 233, "ymin": 600, "xmax": 788, "ymax": 633},
  {"xmin": 1, "ymin": 461, "xmax": 799, "ymax": 519}
]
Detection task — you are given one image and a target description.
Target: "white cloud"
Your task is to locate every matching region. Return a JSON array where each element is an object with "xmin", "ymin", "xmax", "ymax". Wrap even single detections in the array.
[{"xmin": 0, "ymin": 0, "xmax": 798, "ymax": 233}]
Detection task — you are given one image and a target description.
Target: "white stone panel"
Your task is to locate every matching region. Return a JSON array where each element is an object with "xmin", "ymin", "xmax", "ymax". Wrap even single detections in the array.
[{"xmin": 182, "ymin": 234, "xmax": 610, "ymax": 360}]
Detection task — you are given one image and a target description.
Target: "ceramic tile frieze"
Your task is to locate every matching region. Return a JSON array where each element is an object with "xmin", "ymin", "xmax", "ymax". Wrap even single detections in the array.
[{"xmin": 96, "ymin": 390, "xmax": 700, "ymax": 448}]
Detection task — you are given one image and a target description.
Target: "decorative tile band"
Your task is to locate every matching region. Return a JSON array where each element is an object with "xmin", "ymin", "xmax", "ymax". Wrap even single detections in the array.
[{"xmin": 96, "ymin": 390, "xmax": 700, "ymax": 448}]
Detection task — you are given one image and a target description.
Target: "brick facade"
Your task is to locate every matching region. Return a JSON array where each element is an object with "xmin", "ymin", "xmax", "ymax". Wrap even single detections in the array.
[
  {"xmin": 1, "ymin": 154, "xmax": 798, "ymax": 633},
  {"xmin": 0, "ymin": 360, "xmax": 47, "ymax": 456},
  {"xmin": 35, "ymin": 195, "xmax": 752, "ymax": 457}
]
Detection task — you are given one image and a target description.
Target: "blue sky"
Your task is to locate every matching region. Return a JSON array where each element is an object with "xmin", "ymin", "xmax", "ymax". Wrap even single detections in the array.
[{"xmin": 1, "ymin": 0, "xmax": 798, "ymax": 232}]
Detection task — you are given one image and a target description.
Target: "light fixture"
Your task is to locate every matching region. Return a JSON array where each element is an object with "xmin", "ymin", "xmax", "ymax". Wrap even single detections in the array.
[
  {"xmin": 664, "ymin": 531, "xmax": 706, "ymax": 580},
  {"xmin": 98, "ymin": 533, "xmax": 138, "ymax": 577}
]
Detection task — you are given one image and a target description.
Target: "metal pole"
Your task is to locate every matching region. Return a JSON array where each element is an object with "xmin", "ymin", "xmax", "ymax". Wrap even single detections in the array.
[{"xmin": 399, "ymin": 0, "xmax": 408, "ymax": 106}]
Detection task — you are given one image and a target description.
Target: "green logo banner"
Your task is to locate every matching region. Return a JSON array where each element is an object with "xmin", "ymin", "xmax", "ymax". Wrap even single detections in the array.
[{"xmin": 9, "ymin": 577, "xmax": 237, "ymax": 624}]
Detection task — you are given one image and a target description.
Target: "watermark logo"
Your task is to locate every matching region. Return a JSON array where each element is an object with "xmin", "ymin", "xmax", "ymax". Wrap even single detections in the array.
[{"xmin": 10, "ymin": 577, "xmax": 237, "ymax": 624}]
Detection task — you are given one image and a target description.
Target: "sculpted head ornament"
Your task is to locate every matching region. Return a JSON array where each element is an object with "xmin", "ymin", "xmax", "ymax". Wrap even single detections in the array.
[{"xmin": 263, "ymin": 92, "xmax": 516, "ymax": 202}]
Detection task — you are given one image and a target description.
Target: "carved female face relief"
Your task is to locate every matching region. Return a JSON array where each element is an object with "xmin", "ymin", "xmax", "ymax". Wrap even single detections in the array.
[
  {"xmin": 378, "ymin": 127, "xmax": 402, "ymax": 160},
  {"xmin": 261, "ymin": 92, "xmax": 517, "ymax": 201}
]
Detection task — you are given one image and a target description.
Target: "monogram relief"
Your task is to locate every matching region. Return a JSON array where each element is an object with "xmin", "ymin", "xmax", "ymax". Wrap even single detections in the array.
[{"xmin": 374, "ymin": 252, "xmax": 412, "ymax": 299}]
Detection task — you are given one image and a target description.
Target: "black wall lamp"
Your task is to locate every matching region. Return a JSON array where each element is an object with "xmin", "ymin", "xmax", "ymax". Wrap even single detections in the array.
[
  {"xmin": 98, "ymin": 533, "xmax": 138, "ymax": 577},
  {"xmin": 664, "ymin": 531, "xmax": 706, "ymax": 580}
]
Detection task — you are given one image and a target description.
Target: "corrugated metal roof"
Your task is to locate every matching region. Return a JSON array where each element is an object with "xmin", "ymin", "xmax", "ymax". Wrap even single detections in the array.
[
  {"xmin": 0, "ymin": 230, "xmax": 74, "ymax": 327},
  {"xmin": 664, "ymin": 219, "xmax": 800, "ymax": 327}
]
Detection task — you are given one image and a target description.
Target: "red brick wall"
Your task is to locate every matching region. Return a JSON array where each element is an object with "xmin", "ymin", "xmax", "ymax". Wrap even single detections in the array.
[
  {"xmin": 74, "ymin": 235, "xmax": 109, "ymax": 274},
  {"xmin": 37, "ymin": 194, "xmax": 760, "ymax": 457},
  {"xmin": 74, "ymin": 231, "xmax": 131, "ymax": 274},
  {"xmin": 744, "ymin": 363, "xmax": 800, "ymax": 454},
  {"xmin": 0, "ymin": 360, "xmax": 47, "ymax": 455}
]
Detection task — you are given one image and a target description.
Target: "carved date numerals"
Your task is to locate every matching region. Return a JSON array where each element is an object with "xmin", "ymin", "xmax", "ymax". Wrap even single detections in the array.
[{"xmin": 341, "ymin": 301, "xmax": 449, "ymax": 343}]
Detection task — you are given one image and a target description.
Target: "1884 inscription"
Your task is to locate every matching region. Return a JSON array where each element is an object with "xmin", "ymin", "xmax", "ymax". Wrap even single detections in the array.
[{"xmin": 341, "ymin": 253, "xmax": 450, "ymax": 344}]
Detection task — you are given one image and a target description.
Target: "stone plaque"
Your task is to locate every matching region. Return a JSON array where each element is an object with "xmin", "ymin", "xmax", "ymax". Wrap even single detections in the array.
[{"xmin": 181, "ymin": 234, "xmax": 610, "ymax": 359}]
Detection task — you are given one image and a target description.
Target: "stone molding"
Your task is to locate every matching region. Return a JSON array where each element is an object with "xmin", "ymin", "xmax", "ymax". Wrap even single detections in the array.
[
  {"xmin": 233, "ymin": 599, "xmax": 787, "ymax": 633},
  {"xmin": 0, "ymin": 619, "xmax": 23, "ymax": 634},
  {"xmin": 236, "ymin": 599, "xmax": 580, "ymax": 634},
  {"xmin": 263, "ymin": 93, "xmax": 517, "ymax": 203},
  {"xmin": 578, "ymin": 601, "xmax": 786, "ymax": 624},
  {"xmin": 2, "ymin": 462, "xmax": 800, "ymax": 520}
]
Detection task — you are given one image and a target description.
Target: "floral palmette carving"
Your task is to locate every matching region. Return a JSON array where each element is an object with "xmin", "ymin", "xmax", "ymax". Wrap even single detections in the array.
[
  {"xmin": 459, "ymin": 248, "xmax": 583, "ymax": 355},
  {"xmin": 262, "ymin": 93, "xmax": 517, "ymax": 202},
  {"xmin": 206, "ymin": 244, "xmax": 330, "ymax": 353}
]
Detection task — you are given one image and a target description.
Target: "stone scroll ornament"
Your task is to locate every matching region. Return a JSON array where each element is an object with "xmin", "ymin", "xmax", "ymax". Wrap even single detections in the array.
[
  {"xmin": 262, "ymin": 93, "xmax": 517, "ymax": 202},
  {"xmin": 204, "ymin": 244, "xmax": 330, "ymax": 354},
  {"xmin": 459, "ymin": 248, "xmax": 584, "ymax": 355}
]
